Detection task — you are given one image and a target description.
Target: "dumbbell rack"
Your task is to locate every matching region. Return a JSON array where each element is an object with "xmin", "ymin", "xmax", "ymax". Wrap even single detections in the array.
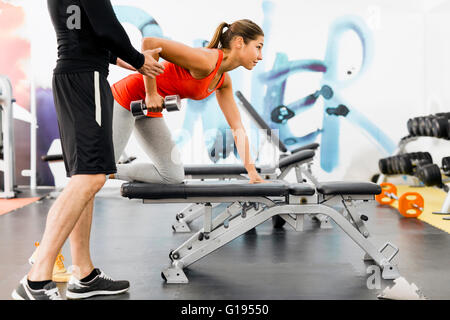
[
  {"xmin": 376, "ymin": 136, "xmax": 420, "ymax": 185},
  {"xmin": 377, "ymin": 124, "xmax": 450, "ymax": 215},
  {"xmin": 0, "ymin": 75, "xmax": 16, "ymax": 198}
]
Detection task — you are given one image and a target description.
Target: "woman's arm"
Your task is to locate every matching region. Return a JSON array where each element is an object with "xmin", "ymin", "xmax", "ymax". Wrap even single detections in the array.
[
  {"xmin": 141, "ymin": 39, "xmax": 164, "ymax": 112},
  {"xmin": 142, "ymin": 37, "xmax": 217, "ymax": 74},
  {"xmin": 140, "ymin": 37, "xmax": 218, "ymax": 112},
  {"xmin": 215, "ymin": 74, "xmax": 266, "ymax": 183}
]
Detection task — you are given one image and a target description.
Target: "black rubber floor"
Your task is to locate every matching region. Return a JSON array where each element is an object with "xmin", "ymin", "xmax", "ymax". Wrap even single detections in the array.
[{"xmin": 0, "ymin": 187, "xmax": 449, "ymax": 300}]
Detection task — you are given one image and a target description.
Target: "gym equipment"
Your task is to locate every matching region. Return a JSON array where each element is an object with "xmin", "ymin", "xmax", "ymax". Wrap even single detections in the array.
[
  {"xmin": 235, "ymin": 90, "xmax": 288, "ymax": 153},
  {"xmin": 376, "ymin": 183, "xmax": 424, "ymax": 218},
  {"xmin": 378, "ymin": 152, "xmax": 432, "ymax": 176},
  {"xmin": 235, "ymin": 90, "xmax": 328, "ymax": 229},
  {"xmin": 170, "ymin": 91, "xmax": 325, "ymax": 232},
  {"xmin": 414, "ymin": 156, "xmax": 450, "ymax": 188},
  {"xmin": 121, "ymin": 180, "xmax": 405, "ymax": 284},
  {"xmin": 431, "ymin": 116, "xmax": 450, "ymax": 139},
  {"xmin": 427, "ymin": 157, "xmax": 450, "ymax": 217},
  {"xmin": 177, "ymin": 149, "xmax": 327, "ymax": 232},
  {"xmin": 41, "ymin": 154, "xmax": 64, "ymax": 162},
  {"xmin": 407, "ymin": 113, "xmax": 450, "ymax": 139},
  {"xmin": 0, "ymin": 75, "xmax": 16, "ymax": 198},
  {"xmin": 130, "ymin": 95, "xmax": 181, "ymax": 117},
  {"xmin": 415, "ymin": 163, "xmax": 443, "ymax": 187},
  {"xmin": 443, "ymin": 157, "xmax": 450, "ymax": 175}
]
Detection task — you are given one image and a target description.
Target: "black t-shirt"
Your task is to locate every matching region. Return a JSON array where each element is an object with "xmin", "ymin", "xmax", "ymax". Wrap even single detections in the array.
[{"xmin": 47, "ymin": 0, "xmax": 145, "ymax": 76}]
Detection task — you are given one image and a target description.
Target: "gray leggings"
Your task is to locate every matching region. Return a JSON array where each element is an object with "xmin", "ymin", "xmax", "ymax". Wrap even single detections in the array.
[{"xmin": 112, "ymin": 100, "xmax": 185, "ymax": 184}]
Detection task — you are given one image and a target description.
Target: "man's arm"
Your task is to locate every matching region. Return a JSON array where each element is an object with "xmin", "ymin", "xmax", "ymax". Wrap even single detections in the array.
[
  {"xmin": 80, "ymin": 0, "xmax": 144, "ymax": 70},
  {"xmin": 81, "ymin": 0, "xmax": 164, "ymax": 78},
  {"xmin": 109, "ymin": 52, "xmax": 137, "ymax": 71}
]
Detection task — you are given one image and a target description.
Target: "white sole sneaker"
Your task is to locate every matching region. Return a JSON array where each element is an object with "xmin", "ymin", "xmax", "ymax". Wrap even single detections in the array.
[{"xmin": 66, "ymin": 287, "xmax": 129, "ymax": 300}]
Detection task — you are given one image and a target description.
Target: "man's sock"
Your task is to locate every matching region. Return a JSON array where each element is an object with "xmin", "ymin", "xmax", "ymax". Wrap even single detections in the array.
[
  {"xmin": 27, "ymin": 279, "xmax": 52, "ymax": 290},
  {"xmin": 80, "ymin": 268, "xmax": 100, "ymax": 283}
]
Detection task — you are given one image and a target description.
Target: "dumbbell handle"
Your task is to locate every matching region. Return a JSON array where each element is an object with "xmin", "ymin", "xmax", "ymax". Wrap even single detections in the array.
[
  {"xmin": 383, "ymin": 192, "xmax": 423, "ymax": 211},
  {"xmin": 130, "ymin": 95, "xmax": 181, "ymax": 117},
  {"xmin": 144, "ymin": 95, "xmax": 180, "ymax": 112}
]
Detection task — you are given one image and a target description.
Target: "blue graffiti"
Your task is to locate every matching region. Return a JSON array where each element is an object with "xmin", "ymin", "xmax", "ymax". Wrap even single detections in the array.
[
  {"xmin": 113, "ymin": 6, "xmax": 164, "ymax": 38},
  {"xmin": 259, "ymin": 15, "xmax": 396, "ymax": 172}
]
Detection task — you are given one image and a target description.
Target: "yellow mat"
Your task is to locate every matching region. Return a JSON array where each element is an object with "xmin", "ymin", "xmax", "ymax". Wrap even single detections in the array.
[{"xmin": 388, "ymin": 185, "xmax": 449, "ymax": 234}]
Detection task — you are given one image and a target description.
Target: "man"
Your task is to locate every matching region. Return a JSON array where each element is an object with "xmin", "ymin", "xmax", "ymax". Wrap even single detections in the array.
[{"xmin": 12, "ymin": 0, "xmax": 164, "ymax": 300}]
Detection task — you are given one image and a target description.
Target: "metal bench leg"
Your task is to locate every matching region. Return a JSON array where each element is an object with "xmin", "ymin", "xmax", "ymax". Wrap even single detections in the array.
[{"xmin": 172, "ymin": 203, "xmax": 221, "ymax": 233}]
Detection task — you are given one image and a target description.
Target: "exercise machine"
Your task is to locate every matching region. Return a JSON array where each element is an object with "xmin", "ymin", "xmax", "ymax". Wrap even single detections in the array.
[
  {"xmin": 121, "ymin": 180, "xmax": 402, "ymax": 284},
  {"xmin": 0, "ymin": 75, "xmax": 16, "ymax": 198}
]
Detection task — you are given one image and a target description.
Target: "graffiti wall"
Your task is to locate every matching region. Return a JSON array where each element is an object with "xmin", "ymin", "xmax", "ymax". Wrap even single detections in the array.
[{"xmin": 2, "ymin": 0, "xmax": 449, "ymax": 186}]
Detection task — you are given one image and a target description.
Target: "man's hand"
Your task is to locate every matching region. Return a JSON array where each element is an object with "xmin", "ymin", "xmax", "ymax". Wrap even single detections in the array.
[
  {"xmin": 145, "ymin": 93, "xmax": 164, "ymax": 113},
  {"xmin": 138, "ymin": 48, "xmax": 165, "ymax": 78}
]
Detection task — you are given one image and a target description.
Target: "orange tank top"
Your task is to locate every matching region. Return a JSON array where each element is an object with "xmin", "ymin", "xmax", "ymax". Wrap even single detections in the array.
[{"xmin": 111, "ymin": 49, "xmax": 226, "ymax": 117}]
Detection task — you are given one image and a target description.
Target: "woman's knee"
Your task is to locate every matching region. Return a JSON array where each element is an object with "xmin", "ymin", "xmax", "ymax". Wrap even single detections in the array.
[{"xmin": 162, "ymin": 166, "xmax": 185, "ymax": 184}]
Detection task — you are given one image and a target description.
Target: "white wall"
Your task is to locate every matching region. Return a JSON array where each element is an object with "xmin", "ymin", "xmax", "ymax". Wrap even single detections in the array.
[{"xmin": 4, "ymin": 0, "xmax": 450, "ymax": 185}]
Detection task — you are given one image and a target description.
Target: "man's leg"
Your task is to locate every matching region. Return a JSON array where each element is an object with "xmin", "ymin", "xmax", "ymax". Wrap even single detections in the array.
[
  {"xmin": 69, "ymin": 196, "xmax": 95, "ymax": 280},
  {"xmin": 27, "ymin": 174, "xmax": 105, "ymax": 282}
]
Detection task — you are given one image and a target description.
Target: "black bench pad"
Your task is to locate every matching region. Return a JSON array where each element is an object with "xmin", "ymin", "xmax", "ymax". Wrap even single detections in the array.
[
  {"xmin": 316, "ymin": 181, "xmax": 381, "ymax": 195},
  {"xmin": 278, "ymin": 150, "xmax": 315, "ymax": 169},
  {"xmin": 184, "ymin": 164, "xmax": 252, "ymax": 176},
  {"xmin": 121, "ymin": 181, "xmax": 316, "ymax": 200},
  {"xmin": 291, "ymin": 143, "xmax": 320, "ymax": 153}
]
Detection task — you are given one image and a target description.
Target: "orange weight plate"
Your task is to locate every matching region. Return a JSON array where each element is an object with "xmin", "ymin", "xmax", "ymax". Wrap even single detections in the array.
[
  {"xmin": 375, "ymin": 183, "xmax": 397, "ymax": 205},
  {"xmin": 398, "ymin": 192, "xmax": 424, "ymax": 218}
]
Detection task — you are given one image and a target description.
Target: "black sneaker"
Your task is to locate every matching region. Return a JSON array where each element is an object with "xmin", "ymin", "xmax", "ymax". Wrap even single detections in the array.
[
  {"xmin": 66, "ymin": 269, "xmax": 129, "ymax": 299},
  {"xmin": 11, "ymin": 276, "xmax": 62, "ymax": 300}
]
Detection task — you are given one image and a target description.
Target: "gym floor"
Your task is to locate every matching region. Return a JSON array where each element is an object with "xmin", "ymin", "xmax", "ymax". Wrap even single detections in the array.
[{"xmin": 0, "ymin": 187, "xmax": 449, "ymax": 300}]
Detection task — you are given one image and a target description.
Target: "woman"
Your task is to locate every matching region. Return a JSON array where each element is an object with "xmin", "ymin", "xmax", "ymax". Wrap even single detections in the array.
[{"xmin": 110, "ymin": 19, "xmax": 266, "ymax": 184}]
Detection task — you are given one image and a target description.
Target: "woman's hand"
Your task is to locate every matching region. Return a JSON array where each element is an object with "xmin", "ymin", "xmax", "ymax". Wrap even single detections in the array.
[
  {"xmin": 145, "ymin": 93, "xmax": 164, "ymax": 113},
  {"xmin": 248, "ymin": 170, "xmax": 268, "ymax": 184}
]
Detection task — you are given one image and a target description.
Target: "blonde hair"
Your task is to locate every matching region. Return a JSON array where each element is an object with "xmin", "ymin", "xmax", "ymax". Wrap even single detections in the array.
[{"xmin": 207, "ymin": 19, "xmax": 264, "ymax": 49}]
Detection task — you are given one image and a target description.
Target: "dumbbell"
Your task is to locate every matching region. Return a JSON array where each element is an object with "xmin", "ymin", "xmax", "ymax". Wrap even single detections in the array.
[
  {"xmin": 407, "ymin": 117, "xmax": 420, "ymax": 136},
  {"xmin": 415, "ymin": 156, "xmax": 450, "ymax": 187},
  {"xmin": 376, "ymin": 182, "xmax": 424, "ymax": 218},
  {"xmin": 405, "ymin": 152, "xmax": 433, "ymax": 165},
  {"xmin": 431, "ymin": 113, "xmax": 450, "ymax": 139},
  {"xmin": 379, "ymin": 152, "xmax": 432, "ymax": 175},
  {"xmin": 415, "ymin": 163, "xmax": 442, "ymax": 187},
  {"xmin": 408, "ymin": 113, "xmax": 450, "ymax": 138},
  {"xmin": 379, "ymin": 156, "xmax": 404, "ymax": 175},
  {"xmin": 409, "ymin": 116, "xmax": 427, "ymax": 136},
  {"xmin": 418, "ymin": 117, "xmax": 429, "ymax": 136},
  {"xmin": 442, "ymin": 157, "xmax": 450, "ymax": 175},
  {"xmin": 130, "ymin": 95, "xmax": 181, "ymax": 117}
]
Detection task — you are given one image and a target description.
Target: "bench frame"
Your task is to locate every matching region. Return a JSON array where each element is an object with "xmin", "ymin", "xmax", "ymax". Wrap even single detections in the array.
[
  {"xmin": 141, "ymin": 192, "xmax": 400, "ymax": 284},
  {"xmin": 173, "ymin": 156, "xmax": 330, "ymax": 232}
]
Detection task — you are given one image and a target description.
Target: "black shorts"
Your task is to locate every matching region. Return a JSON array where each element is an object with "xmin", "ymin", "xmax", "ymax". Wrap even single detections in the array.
[{"xmin": 52, "ymin": 71, "xmax": 116, "ymax": 177}]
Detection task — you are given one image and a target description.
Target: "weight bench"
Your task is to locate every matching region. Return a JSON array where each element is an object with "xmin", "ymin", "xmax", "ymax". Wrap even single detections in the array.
[
  {"xmin": 176, "ymin": 148, "xmax": 329, "ymax": 232},
  {"xmin": 121, "ymin": 180, "xmax": 401, "ymax": 284},
  {"xmin": 184, "ymin": 145, "xmax": 318, "ymax": 181}
]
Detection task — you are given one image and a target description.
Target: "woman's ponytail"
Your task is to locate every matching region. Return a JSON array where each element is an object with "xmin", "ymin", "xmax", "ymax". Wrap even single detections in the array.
[
  {"xmin": 207, "ymin": 22, "xmax": 229, "ymax": 49},
  {"xmin": 207, "ymin": 20, "xmax": 263, "ymax": 50}
]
